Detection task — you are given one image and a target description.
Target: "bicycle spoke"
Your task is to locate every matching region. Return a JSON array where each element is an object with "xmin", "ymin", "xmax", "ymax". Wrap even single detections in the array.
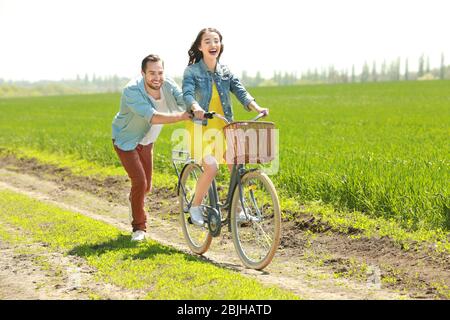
[
  {"xmin": 253, "ymin": 223, "xmax": 273, "ymax": 249},
  {"xmin": 249, "ymin": 189, "xmax": 262, "ymax": 218}
]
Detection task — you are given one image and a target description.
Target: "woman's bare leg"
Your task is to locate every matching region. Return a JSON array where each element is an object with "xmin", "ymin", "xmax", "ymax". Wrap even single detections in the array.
[{"xmin": 192, "ymin": 155, "xmax": 218, "ymax": 206}]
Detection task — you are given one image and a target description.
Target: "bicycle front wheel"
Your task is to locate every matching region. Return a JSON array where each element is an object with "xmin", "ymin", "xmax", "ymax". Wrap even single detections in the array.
[
  {"xmin": 179, "ymin": 163, "xmax": 213, "ymax": 254},
  {"xmin": 230, "ymin": 170, "xmax": 281, "ymax": 270}
]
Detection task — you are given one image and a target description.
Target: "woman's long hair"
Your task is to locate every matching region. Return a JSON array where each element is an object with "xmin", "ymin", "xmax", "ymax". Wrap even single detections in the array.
[{"xmin": 188, "ymin": 28, "xmax": 224, "ymax": 66}]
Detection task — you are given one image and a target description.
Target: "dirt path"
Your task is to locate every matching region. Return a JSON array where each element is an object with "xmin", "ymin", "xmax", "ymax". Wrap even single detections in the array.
[{"xmin": 0, "ymin": 156, "xmax": 449, "ymax": 299}]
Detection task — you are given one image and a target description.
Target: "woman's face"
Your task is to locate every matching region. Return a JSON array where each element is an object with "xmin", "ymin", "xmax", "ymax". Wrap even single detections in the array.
[{"xmin": 198, "ymin": 31, "xmax": 221, "ymax": 60}]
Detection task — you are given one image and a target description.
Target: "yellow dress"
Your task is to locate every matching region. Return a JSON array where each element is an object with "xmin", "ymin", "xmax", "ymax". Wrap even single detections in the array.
[{"xmin": 185, "ymin": 83, "xmax": 227, "ymax": 164}]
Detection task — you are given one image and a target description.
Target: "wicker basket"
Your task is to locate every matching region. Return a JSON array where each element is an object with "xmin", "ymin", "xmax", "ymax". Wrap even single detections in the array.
[{"xmin": 223, "ymin": 121, "xmax": 276, "ymax": 164}]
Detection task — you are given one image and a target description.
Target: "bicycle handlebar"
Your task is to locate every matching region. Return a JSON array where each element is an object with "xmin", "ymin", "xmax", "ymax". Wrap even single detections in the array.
[
  {"xmin": 189, "ymin": 110, "xmax": 268, "ymax": 125},
  {"xmin": 251, "ymin": 110, "xmax": 268, "ymax": 121},
  {"xmin": 204, "ymin": 112, "xmax": 215, "ymax": 119}
]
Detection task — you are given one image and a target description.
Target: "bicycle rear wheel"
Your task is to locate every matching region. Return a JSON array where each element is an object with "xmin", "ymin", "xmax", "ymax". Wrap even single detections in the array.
[
  {"xmin": 179, "ymin": 163, "xmax": 213, "ymax": 254},
  {"xmin": 230, "ymin": 170, "xmax": 281, "ymax": 270}
]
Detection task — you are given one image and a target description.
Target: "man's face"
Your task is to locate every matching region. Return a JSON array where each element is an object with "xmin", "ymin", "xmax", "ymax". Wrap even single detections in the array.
[{"xmin": 142, "ymin": 61, "xmax": 164, "ymax": 90}]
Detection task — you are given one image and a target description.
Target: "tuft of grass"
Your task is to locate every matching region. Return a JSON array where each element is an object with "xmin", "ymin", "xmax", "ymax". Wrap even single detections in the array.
[{"xmin": 430, "ymin": 281, "xmax": 450, "ymax": 299}]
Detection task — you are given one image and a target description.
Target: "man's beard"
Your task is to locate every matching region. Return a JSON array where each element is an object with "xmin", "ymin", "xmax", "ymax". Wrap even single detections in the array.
[{"xmin": 146, "ymin": 80, "xmax": 162, "ymax": 90}]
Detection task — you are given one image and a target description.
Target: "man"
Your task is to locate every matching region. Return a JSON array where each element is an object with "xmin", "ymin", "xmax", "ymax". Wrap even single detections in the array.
[{"xmin": 112, "ymin": 54, "xmax": 190, "ymax": 241}]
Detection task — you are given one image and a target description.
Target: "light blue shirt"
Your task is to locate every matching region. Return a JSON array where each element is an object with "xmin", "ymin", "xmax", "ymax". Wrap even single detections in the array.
[{"xmin": 112, "ymin": 76, "xmax": 185, "ymax": 151}]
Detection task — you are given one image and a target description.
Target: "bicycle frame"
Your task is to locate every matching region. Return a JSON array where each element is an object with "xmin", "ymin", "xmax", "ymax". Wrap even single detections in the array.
[
  {"xmin": 210, "ymin": 163, "xmax": 244, "ymax": 231},
  {"xmin": 173, "ymin": 110, "xmax": 267, "ymax": 232},
  {"xmin": 174, "ymin": 154, "xmax": 261, "ymax": 235}
]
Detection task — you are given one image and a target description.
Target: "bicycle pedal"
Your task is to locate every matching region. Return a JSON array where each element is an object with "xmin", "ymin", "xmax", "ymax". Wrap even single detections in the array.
[
  {"xmin": 187, "ymin": 216, "xmax": 208, "ymax": 228},
  {"xmin": 238, "ymin": 221, "xmax": 252, "ymax": 228}
]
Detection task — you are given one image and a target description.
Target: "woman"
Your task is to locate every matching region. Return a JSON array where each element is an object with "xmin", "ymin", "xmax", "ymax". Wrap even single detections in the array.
[{"xmin": 182, "ymin": 27, "xmax": 268, "ymax": 226}]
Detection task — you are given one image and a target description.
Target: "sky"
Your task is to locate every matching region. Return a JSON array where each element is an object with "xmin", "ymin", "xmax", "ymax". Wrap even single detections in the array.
[{"xmin": 1, "ymin": 0, "xmax": 449, "ymax": 82}]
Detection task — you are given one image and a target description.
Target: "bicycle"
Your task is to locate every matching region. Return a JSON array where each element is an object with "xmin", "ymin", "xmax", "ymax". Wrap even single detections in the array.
[{"xmin": 172, "ymin": 111, "xmax": 281, "ymax": 270}]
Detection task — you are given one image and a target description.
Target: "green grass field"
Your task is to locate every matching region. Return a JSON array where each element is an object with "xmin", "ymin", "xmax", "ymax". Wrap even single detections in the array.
[{"xmin": 0, "ymin": 80, "xmax": 449, "ymax": 232}]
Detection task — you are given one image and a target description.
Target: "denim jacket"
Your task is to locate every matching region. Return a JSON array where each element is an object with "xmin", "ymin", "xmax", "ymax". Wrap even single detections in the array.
[
  {"xmin": 112, "ymin": 76, "xmax": 185, "ymax": 151},
  {"xmin": 182, "ymin": 59, "xmax": 254, "ymax": 125}
]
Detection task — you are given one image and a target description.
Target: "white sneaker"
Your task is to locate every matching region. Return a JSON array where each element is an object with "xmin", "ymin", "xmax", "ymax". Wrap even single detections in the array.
[
  {"xmin": 131, "ymin": 230, "xmax": 146, "ymax": 241},
  {"xmin": 236, "ymin": 205, "xmax": 259, "ymax": 225},
  {"xmin": 127, "ymin": 193, "xmax": 132, "ymax": 223},
  {"xmin": 189, "ymin": 206, "xmax": 205, "ymax": 227}
]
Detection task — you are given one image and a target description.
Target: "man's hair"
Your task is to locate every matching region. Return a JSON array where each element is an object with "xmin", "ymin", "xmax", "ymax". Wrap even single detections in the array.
[{"xmin": 141, "ymin": 54, "xmax": 164, "ymax": 72}]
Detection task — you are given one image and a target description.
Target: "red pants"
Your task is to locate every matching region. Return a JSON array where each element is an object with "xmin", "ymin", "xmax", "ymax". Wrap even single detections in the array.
[{"xmin": 113, "ymin": 141, "xmax": 153, "ymax": 232}]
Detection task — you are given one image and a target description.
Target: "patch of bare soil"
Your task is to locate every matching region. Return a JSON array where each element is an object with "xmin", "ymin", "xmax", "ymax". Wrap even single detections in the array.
[
  {"xmin": 1, "ymin": 155, "xmax": 449, "ymax": 299},
  {"xmin": 282, "ymin": 218, "xmax": 450, "ymax": 299},
  {"xmin": 0, "ymin": 231, "xmax": 145, "ymax": 300}
]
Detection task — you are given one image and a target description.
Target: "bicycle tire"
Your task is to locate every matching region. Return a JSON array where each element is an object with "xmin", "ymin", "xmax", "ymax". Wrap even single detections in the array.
[
  {"xmin": 179, "ymin": 163, "xmax": 213, "ymax": 254},
  {"xmin": 230, "ymin": 170, "xmax": 281, "ymax": 270}
]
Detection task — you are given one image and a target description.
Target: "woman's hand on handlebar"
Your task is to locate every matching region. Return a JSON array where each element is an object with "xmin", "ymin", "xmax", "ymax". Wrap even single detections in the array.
[
  {"xmin": 249, "ymin": 101, "xmax": 269, "ymax": 117},
  {"xmin": 191, "ymin": 104, "xmax": 205, "ymax": 120},
  {"xmin": 257, "ymin": 108, "xmax": 269, "ymax": 117}
]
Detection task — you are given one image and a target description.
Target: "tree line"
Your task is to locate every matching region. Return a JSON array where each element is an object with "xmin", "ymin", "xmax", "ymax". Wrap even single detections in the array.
[
  {"xmin": 240, "ymin": 53, "xmax": 449, "ymax": 87},
  {"xmin": 1, "ymin": 54, "xmax": 449, "ymax": 97},
  {"xmin": 0, "ymin": 75, "xmax": 129, "ymax": 98}
]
